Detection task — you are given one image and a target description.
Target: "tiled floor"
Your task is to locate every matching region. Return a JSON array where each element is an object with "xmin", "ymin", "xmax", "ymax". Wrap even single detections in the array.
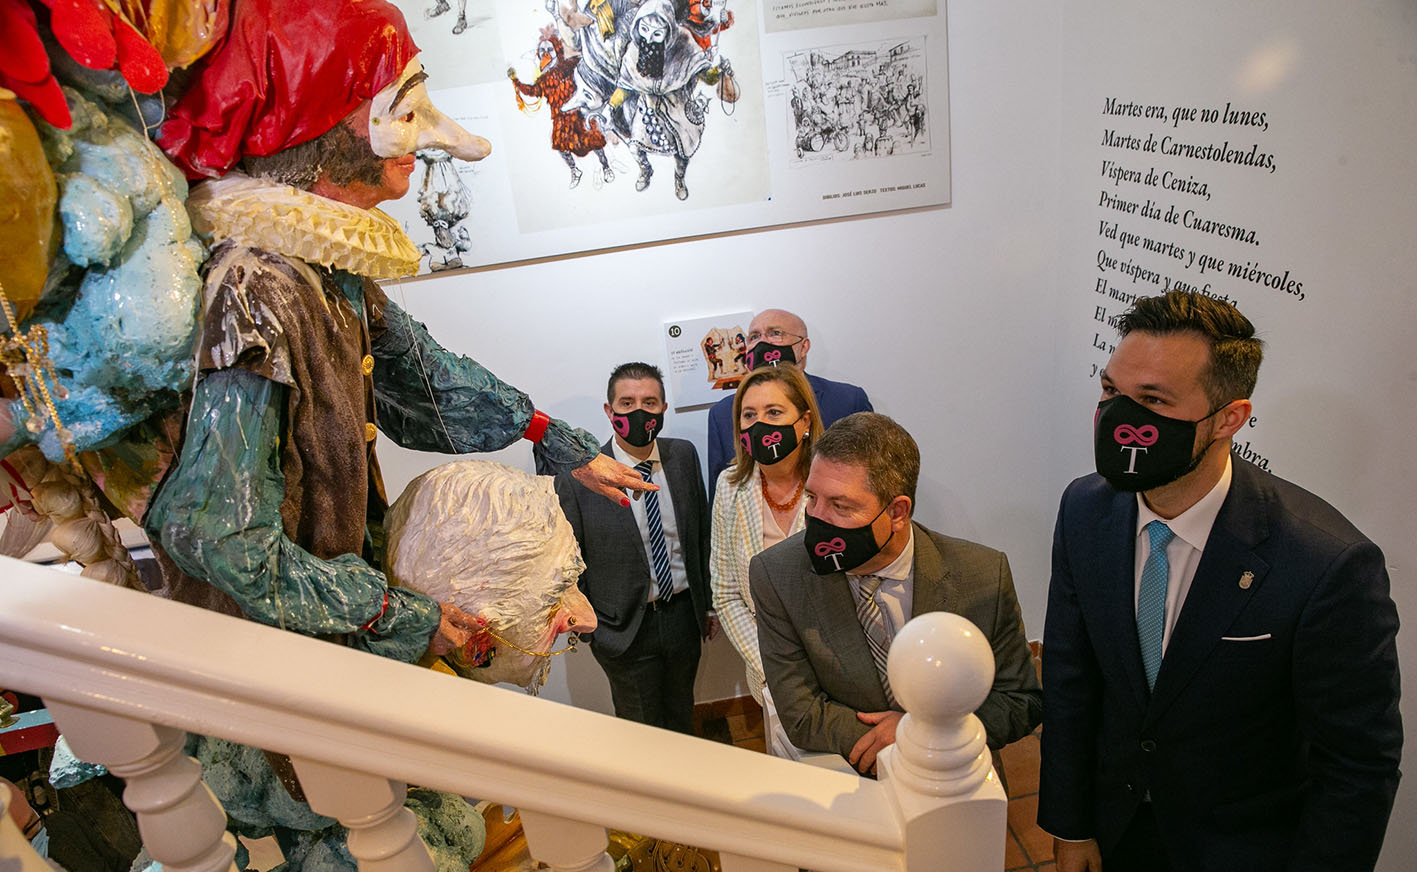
[{"xmin": 1001, "ymin": 729, "xmax": 1054, "ymax": 871}]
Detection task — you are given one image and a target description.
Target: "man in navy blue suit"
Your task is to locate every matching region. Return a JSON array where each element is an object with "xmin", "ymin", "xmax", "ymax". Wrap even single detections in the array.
[
  {"xmin": 1039, "ymin": 291, "xmax": 1401, "ymax": 872},
  {"xmin": 705, "ymin": 308, "xmax": 872, "ymax": 500},
  {"xmin": 556, "ymin": 363, "xmax": 716, "ymax": 733}
]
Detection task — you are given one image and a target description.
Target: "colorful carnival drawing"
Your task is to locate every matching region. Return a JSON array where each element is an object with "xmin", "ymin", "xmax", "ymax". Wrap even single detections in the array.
[{"xmin": 507, "ymin": 0, "xmax": 742, "ymax": 200}]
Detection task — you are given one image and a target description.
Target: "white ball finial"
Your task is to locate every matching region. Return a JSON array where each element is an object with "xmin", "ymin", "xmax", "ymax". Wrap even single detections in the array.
[
  {"xmin": 880, "ymin": 612, "xmax": 997, "ymax": 797},
  {"xmin": 887, "ymin": 611, "xmax": 995, "ymax": 719}
]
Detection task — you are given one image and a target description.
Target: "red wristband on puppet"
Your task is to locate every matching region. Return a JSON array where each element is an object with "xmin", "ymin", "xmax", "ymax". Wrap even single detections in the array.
[
  {"xmin": 522, "ymin": 410, "xmax": 551, "ymax": 443},
  {"xmin": 359, "ymin": 591, "xmax": 390, "ymax": 633}
]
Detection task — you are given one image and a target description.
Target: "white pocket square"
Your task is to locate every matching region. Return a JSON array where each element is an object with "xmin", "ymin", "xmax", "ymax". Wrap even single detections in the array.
[{"xmin": 1221, "ymin": 633, "xmax": 1272, "ymax": 641}]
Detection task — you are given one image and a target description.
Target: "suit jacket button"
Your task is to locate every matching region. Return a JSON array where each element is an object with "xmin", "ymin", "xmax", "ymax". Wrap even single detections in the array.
[{"xmin": 1140, "ymin": 739, "xmax": 1157, "ymax": 752}]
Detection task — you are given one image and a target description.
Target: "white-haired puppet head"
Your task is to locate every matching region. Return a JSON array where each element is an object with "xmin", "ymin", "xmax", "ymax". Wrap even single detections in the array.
[{"xmin": 385, "ymin": 461, "xmax": 596, "ymax": 691}]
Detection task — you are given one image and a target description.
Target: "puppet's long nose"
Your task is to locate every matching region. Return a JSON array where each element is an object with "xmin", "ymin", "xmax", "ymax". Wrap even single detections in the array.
[
  {"xmin": 551, "ymin": 586, "xmax": 598, "ymax": 635},
  {"xmin": 417, "ymin": 107, "xmax": 491, "ymax": 162}
]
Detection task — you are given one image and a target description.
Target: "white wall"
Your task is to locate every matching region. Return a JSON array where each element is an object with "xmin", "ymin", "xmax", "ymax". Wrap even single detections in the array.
[
  {"xmin": 377, "ymin": 0, "xmax": 1065, "ymax": 707},
  {"xmin": 379, "ymin": 0, "xmax": 1415, "ymax": 865},
  {"xmin": 1054, "ymin": 3, "xmax": 1417, "ymax": 868}
]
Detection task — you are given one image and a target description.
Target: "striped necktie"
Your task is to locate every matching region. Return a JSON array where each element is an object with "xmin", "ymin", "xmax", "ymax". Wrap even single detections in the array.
[
  {"xmin": 855, "ymin": 575, "xmax": 898, "ymax": 707},
  {"xmin": 635, "ymin": 460, "xmax": 675, "ymax": 603},
  {"xmin": 1137, "ymin": 520, "xmax": 1175, "ymax": 691}
]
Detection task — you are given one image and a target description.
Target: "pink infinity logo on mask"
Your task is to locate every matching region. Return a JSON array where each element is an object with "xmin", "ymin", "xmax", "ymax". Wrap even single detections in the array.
[
  {"xmin": 645, "ymin": 418, "xmax": 658, "ymax": 432},
  {"xmin": 814, "ymin": 538, "xmax": 847, "ymax": 556},
  {"xmin": 1113, "ymin": 424, "xmax": 1159, "ymax": 446},
  {"xmin": 763, "ymin": 350, "xmax": 782, "ymax": 363},
  {"xmin": 761, "ymin": 431, "xmax": 783, "ymax": 447},
  {"xmin": 613, "ymin": 416, "xmax": 629, "ymax": 437}
]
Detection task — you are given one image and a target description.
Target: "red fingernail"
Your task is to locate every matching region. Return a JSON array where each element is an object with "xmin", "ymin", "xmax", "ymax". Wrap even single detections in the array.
[{"xmin": 621, "ymin": 498, "xmax": 631, "ymax": 508}]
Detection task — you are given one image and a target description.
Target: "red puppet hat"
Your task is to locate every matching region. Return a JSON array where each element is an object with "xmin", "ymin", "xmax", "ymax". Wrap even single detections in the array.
[{"xmin": 159, "ymin": 0, "xmax": 418, "ymax": 180}]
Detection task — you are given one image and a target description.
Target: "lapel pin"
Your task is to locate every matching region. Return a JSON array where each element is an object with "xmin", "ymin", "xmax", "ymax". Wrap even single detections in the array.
[{"xmin": 1238, "ymin": 571, "xmax": 1254, "ymax": 590}]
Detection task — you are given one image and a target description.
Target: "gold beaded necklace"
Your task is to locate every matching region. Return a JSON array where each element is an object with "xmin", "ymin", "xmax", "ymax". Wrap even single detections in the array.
[{"xmin": 761, "ymin": 472, "xmax": 806, "ymax": 513}]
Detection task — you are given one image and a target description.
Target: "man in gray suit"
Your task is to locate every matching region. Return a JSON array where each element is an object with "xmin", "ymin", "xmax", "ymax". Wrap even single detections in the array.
[
  {"xmin": 751, "ymin": 413, "xmax": 1042, "ymax": 774},
  {"xmin": 555, "ymin": 363, "xmax": 717, "ymax": 733}
]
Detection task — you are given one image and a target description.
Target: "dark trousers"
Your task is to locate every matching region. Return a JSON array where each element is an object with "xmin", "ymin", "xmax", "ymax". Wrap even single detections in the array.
[
  {"xmin": 1104, "ymin": 803, "xmax": 1175, "ymax": 872},
  {"xmin": 590, "ymin": 594, "xmax": 701, "ymax": 734}
]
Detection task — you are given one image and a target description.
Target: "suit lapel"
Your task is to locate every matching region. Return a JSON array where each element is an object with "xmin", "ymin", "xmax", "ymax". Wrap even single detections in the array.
[
  {"xmin": 813, "ymin": 570, "xmax": 892, "ymax": 712},
  {"xmin": 660, "ymin": 441, "xmax": 693, "ymax": 536},
  {"xmin": 1146, "ymin": 462, "xmax": 1271, "ymax": 723},
  {"xmin": 909, "ymin": 523, "xmax": 956, "ymax": 617},
  {"xmin": 601, "ymin": 440, "xmax": 651, "ymax": 577},
  {"xmin": 1091, "ymin": 490, "xmax": 1152, "ymax": 713}
]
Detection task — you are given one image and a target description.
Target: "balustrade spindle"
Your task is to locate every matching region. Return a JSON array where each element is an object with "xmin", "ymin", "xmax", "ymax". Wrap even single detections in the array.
[
  {"xmin": 520, "ymin": 807, "xmax": 615, "ymax": 872},
  {"xmin": 45, "ymin": 701, "xmax": 238, "ymax": 872},
  {"xmin": 0, "ymin": 784, "xmax": 53, "ymax": 872},
  {"xmin": 288, "ymin": 756, "xmax": 434, "ymax": 872},
  {"xmin": 719, "ymin": 854, "xmax": 797, "ymax": 872}
]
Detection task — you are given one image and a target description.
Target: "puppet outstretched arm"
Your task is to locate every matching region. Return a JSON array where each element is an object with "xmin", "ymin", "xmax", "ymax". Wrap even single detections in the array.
[
  {"xmin": 146, "ymin": 368, "xmax": 440, "ymax": 663},
  {"xmin": 370, "ymin": 297, "xmax": 600, "ymax": 473}
]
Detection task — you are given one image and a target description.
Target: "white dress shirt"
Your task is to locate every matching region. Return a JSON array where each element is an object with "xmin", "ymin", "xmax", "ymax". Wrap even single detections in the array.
[
  {"xmin": 1134, "ymin": 456, "xmax": 1233, "ymax": 653},
  {"xmin": 848, "ymin": 525, "xmax": 916, "ymax": 638},
  {"xmin": 612, "ymin": 439, "xmax": 689, "ymax": 602}
]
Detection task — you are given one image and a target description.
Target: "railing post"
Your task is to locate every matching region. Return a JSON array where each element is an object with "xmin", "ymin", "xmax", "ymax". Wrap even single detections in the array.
[
  {"xmin": 520, "ymin": 807, "xmax": 615, "ymax": 872},
  {"xmin": 0, "ymin": 784, "xmax": 53, "ymax": 871},
  {"xmin": 287, "ymin": 756, "xmax": 434, "ymax": 872},
  {"xmin": 877, "ymin": 612, "xmax": 1008, "ymax": 872},
  {"xmin": 45, "ymin": 700, "xmax": 238, "ymax": 872}
]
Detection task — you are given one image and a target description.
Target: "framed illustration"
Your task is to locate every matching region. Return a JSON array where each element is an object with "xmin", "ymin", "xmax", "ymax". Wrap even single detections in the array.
[{"xmin": 384, "ymin": 1, "xmax": 951, "ymax": 273}]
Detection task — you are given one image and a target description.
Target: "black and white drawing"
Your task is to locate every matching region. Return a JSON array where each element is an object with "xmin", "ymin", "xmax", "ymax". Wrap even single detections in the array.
[{"xmin": 785, "ymin": 37, "xmax": 929, "ymax": 163}]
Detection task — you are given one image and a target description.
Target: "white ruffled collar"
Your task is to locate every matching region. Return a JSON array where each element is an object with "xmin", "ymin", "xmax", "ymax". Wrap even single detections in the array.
[{"xmin": 185, "ymin": 174, "xmax": 420, "ymax": 279}]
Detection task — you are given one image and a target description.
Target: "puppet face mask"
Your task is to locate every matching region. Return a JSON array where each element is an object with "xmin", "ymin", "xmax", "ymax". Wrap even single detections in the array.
[{"xmin": 368, "ymin": 57, "xmax": 492, "ymax": 162}]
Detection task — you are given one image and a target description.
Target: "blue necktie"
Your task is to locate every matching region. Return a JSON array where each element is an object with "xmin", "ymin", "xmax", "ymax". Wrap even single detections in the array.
[
  {"xmin": 1138, "ymin": 520, "xmax": 1175, "ymax": 691},
  {"xmin": 635, "ymin": 460, "xmax": 675, "ymax": 603}
]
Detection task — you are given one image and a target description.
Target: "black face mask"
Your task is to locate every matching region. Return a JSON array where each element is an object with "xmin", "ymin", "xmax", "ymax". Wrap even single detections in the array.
[
  {"xmin": 612, "ymin": 408, "xmax": 663, "ymax": 448},
  {"xmin": 742, "ymin": 418, "xmax": 799, "ymax": 465},
  {"xmin": 745, "ymin": 341, "xmax": 797, "ymax": 370},
  {"xmin": 1094, "ymin": 394, "xmax": 1226, "ymax": 492},
  {"xmin": 804, "ymin": 504, "xmax": 893, "ymax": 575}
]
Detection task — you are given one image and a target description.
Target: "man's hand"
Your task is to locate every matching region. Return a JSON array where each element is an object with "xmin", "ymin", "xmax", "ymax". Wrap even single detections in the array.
[
  {"xmin": 428, "ymin": 602, "xmax": 481, "ymax": 657},
  {"xmin": 704, "ymin": 613, "xmax": 721, "ymax": 641},
  {"xmin": 1054, "ymin": 838, "xmax": 1102, "ymax": 872},
  {"xmin": 848, "ymin": 710, "xmax": 903, "ymax": 775},
  {"xmin": 570, "ymin": 453, "xmax": 657, "ymax": 506}
]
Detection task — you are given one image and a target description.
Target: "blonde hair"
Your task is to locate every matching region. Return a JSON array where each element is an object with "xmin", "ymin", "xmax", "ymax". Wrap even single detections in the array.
[{"xmin": 726, "ymin": 364, "xmax": 823, "ymax": 488}]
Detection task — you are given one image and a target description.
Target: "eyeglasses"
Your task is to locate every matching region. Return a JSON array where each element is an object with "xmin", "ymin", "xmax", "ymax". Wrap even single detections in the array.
[{"xmin": 746, "ymin": 327, "xmax": 805, "ymax": 345}]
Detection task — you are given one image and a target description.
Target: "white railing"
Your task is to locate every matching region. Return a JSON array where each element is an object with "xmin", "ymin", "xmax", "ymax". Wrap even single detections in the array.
[{"xmin": 0, "ymin": 556, "xmax": 1006, "ymax": 872}]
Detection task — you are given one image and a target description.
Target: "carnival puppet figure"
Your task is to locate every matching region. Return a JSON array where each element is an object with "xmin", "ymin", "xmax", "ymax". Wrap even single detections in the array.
[{"xmin": 3, "ymin": 0, "xmax": 652, "ymax": 866}]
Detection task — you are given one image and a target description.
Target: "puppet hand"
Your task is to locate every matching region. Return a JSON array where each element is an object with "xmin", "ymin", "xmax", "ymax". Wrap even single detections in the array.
[
  {"xmin": 570, "ymin": 453, "xmax": 657, "ymax": 507},
  {"xmin": 506, "ymin": 66, "xmax": 517, "ymax": 78},
  {"xmin": 848, "ymin": 710, "xmax": 902, "ymax": 776},
  {"xmin": 428, "ymin": 601, "xmax": 480, "ymax": 656}
]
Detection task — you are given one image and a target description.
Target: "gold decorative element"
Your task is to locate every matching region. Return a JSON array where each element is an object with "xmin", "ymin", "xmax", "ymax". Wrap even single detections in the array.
[
  {"xmin": 1, "ymin": 280, "xmax": 79, "ymax": 473},
  {"xmin": 365, "ymin": 422, "xmax": 377, "ymax": 443},
  {"xmin": 0, "ymin": 696, "xmax": 16, "ymax": 729},
  {"xmin": 185, "ymin": 173, "xmax": 421, "ymax": 279},
  {"xmin": 361, "ymin": 354, "xmax": 375, "ymax": 376},
  {"xmin": 608, "ymin": 833, "xmax": 722, "ymax": 872},
  {"xmin": 1239, "ymin": 571, "xmax": 1254, "ymax": 590},
  {"xmin": 484, "ymin": 628, "xmax": 580, "ymax": 659}
]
